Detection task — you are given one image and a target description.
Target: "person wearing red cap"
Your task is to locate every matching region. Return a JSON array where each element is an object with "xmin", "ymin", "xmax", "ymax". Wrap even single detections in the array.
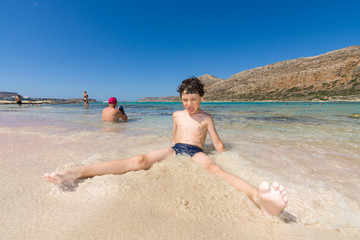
[{"xmin": 101, "ymin": 97, "xmax": 128, "ymax": 122}]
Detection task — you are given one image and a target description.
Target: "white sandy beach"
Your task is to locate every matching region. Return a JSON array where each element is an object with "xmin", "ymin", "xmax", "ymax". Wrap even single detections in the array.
[{"xmin": 1, "ymin": 103, "xmax": 360, "ymax": 239}]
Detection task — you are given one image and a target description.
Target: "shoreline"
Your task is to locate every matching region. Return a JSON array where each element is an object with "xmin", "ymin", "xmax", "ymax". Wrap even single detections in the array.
[
  {"xmin": 1, "ymin": 99, "xmax": 360, "ymax": 105},
  {"xmin": 0, "ymin": 100, "xmax": 53, "ymax": 105},
  {"xmin": 0, "ymin": 99, "xmax": 97, "ymax": 105}
]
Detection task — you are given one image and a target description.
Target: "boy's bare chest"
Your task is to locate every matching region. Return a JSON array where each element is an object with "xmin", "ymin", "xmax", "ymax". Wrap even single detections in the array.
[{"xmin": 177, "ymin": 117, "xmax": 206, "ymax": 133}]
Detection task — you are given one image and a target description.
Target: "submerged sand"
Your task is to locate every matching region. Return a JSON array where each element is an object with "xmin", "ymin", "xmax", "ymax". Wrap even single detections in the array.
[
  {"xmin": 1, "ymin": 102, "xmax": 360, "ymax": 239},
  {"xmin": 1, "ymin": 131, "xmax": 359, "ymax": 240}
]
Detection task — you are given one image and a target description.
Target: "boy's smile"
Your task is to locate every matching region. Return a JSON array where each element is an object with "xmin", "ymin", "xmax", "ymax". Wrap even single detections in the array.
[{"xmin": 181, "ymin": 93, "xmax": 203, "ymax": 114}]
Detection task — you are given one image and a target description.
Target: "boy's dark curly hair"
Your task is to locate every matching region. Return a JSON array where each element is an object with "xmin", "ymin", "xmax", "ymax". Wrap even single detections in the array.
[{"xmin": 177, "ymin": 77, "xmax": 205, "ymax": 97}]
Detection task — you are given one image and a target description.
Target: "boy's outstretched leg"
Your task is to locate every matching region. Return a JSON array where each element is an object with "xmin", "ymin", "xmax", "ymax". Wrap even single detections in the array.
[
  {"xmin": 44, "ymin": 147, "xmax": 174, "ymax": 185},
  {"xmin": 192, "ymin": 152, "xmax": 287, "ymax": 217}
]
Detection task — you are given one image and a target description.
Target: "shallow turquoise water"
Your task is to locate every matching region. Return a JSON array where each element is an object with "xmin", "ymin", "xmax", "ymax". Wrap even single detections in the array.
[{"xmin": 1, "ymin": 101, "xmax": 360, "ymax": 231}]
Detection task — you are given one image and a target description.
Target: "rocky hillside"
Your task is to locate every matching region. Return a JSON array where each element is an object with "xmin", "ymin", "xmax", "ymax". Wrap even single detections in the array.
[
  {"xmin": 0, "ymin": 91, "xmax": 18, "ymax": 99},
  {"xmin": 138, "ymin": 46, "xmax": 360, "ymax": 102},
  {"xmin": 200, "ymin": 46, "xmax": 360, "ymax": 101},
  {"xmin": 137, "ymin": 96, "xmax": 179, "ymax": 102}
]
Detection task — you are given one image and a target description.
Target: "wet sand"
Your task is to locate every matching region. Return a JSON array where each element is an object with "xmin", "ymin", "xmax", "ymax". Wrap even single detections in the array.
[
  {"xmin": 1, "ymin": 102, "xmax": 360, "ymax": 239},
  {"xmin": 1, "ymin": 132, "xmax": 359, "ymax": 240}
]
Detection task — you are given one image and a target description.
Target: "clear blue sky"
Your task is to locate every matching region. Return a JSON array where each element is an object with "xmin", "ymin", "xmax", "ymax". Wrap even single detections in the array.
[{"xmin": 1, "ymin": 0, "xmax": 359, "ymax": 101}]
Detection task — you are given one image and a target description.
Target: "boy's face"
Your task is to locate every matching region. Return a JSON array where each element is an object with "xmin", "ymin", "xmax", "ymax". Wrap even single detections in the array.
[{"xmin": 181, "ymin": 92, "xmax": 203, "ymax": 114}]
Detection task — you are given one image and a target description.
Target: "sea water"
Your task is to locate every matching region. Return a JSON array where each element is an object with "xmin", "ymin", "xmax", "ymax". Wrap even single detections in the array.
[{"xmin": 0, "ymin": 102, "xmax": 359, "ymax": 239}]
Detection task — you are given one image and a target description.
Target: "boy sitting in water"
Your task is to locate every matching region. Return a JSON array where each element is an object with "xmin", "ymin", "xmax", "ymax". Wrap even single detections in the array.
[{"xmin": 44, "ymin": 77, "xmax": 288, "ymax": 218}]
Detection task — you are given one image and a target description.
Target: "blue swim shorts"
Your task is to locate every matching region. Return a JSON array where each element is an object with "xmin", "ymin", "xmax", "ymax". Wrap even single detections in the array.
[{"xmin": 171, "ymin": 143, "xmax": 204, "ymax": 157}]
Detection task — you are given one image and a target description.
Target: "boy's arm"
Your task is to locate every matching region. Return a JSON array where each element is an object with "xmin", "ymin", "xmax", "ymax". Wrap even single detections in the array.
[
  {"xmin": 207, "ymin": 115, "xmax": 225, "ymax": 153},
  {"xmin": 171, "ymin": 112, "xmax": 177, "ymax": 146}
]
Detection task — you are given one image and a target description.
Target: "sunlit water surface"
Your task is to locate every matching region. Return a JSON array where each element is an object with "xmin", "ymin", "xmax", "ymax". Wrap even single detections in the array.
[{"xmin": 1, "ymin": 102, "xmax": 359, "ymax": 239}]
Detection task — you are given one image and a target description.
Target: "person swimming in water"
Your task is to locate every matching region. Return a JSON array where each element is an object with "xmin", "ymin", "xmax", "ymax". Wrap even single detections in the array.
[
  {"xmin": 102, "ymin": 97, "xmax": 128, "ymax": 122},
  {"xmin": 45, "ymin": 77, "xmax": 288, "ymax": 218}
]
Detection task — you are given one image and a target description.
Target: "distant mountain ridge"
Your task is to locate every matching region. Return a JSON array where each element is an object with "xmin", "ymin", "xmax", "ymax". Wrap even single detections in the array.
[
  {"xmin": 138, "ymin": 46, "xmax": 360, "ymax": 102},
  {"xmin": 0, "ymin": 91, "xmax": 18, "ymax": 99},
  {"xmin": 0, "ymin": 91, "xmax": 97, "ymax": 104}
]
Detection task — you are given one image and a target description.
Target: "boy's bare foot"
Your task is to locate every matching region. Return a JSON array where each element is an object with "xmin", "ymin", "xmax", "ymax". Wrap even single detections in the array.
[
  {"xmin": 44, "ymin": 168, "xmax": 81, "ymax": 185},
  {"xmin": 256, "ymin": 181, "xmax": 288, "ymax": 216},
  {"xmin": 44, "ymin": 172, "xmax": 63, "ymax": 185}
]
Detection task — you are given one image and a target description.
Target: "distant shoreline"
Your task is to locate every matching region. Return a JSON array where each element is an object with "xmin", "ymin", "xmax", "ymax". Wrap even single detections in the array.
[
  {"xmin": 0, "ymin": 99, "xmax": 97, "ymax": 105},
  {"xmin": 0, "ymin": 100, "xmax": 53, "ymax": 105},
  {"xmin": 1, "ymin": 99, "xmax": 359, "ymax": 105}
]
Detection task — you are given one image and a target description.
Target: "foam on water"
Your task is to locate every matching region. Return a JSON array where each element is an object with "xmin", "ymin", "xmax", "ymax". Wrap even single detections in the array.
[{"xmin": 1, "ymin": 102, "xmax": 360, "ymax": 239}]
